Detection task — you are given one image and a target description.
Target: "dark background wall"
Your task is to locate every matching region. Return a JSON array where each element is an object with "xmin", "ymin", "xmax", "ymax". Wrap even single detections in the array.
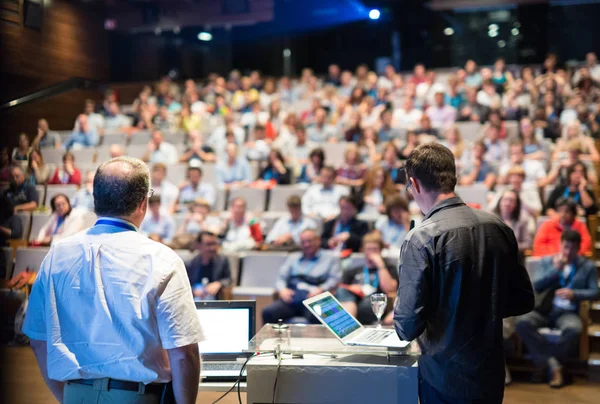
[{"xmin": 0, "ymin": 0, "xmax": 110, "ymax": 147}]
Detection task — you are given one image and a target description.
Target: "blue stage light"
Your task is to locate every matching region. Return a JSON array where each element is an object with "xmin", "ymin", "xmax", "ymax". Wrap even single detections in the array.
[{"xmin": 369, "ymin": 9, "xmax": 380, "ymax": 20}]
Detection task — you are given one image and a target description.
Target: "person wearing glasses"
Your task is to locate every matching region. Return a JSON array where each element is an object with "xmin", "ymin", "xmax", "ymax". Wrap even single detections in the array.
[
  {"xmin": 23, "ymin": 156, "xmax": 203, "ymax": 404},
  {"xmin": 394, "ymin": 143, "xmax": 534, "ymax": 404}
]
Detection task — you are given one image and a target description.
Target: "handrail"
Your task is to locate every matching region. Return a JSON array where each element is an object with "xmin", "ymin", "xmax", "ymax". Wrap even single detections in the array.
[{"xmin": 0, "ymin": 78, "xmax": 103, "ymax": 111}]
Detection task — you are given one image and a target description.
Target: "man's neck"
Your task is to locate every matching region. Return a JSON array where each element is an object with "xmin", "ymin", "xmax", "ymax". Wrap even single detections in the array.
[
  {"xmin": 201, "ymin": 255, "xmax": 212, "ymax": 265},
  {"xmin": 423, "ymin": 192, "xmax": 457, "ymax": 215},
  {"xmin": 322, "ymin": 183, "xmax": 333, "ymax": 190}
]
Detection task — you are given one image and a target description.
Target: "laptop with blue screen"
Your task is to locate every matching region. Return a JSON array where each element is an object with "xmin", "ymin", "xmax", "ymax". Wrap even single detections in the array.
[{"xmin": 303, "ymin": 292, "xmax": 409, "ymax": 349}]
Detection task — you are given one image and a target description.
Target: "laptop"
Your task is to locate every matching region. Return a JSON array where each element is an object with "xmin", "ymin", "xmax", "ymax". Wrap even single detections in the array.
[
  {"xmin": 303, "ymin": 292, "xmax": 409, "ymax": 349},
  {"xmin": 195, "ymin": 300, "xmax": 256, "ymax": 381}
]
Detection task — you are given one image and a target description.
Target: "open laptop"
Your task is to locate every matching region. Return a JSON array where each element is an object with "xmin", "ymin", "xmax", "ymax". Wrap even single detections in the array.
[
  {"xmin": 195, "ymin": 300, "xmax": 256, "ymax": 381},
  {"xmin": 303, "ymin": 292, "xmax": 409, "ymax": 349}
]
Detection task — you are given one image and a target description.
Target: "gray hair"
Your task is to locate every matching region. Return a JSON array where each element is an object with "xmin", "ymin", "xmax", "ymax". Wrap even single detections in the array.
[{"xmin": 93, "ymin": 156, "xmax": 149, "ymax": 217}]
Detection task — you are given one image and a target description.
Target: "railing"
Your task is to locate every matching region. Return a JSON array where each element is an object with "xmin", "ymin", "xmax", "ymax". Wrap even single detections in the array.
[{"xmin": 0, "ymin": 78, "xmax": 103, "ymax": 111}]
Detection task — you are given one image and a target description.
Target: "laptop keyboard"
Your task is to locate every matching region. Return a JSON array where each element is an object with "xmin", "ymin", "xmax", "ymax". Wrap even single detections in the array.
[
  {"xmin": 203, "ymin": 362, "xmax": 244, "ymax": 372},
  {"xmin": 355, "ymin": 330, "xmax": 391, "ymax": 344}
]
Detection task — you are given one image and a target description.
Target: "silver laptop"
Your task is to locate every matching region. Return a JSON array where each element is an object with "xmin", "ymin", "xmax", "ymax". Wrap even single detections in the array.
[
  {"xmin": 195, "ymin": 300, "xmax": 256, "ymax": 381},
  {"xmin": 303, "ymin": 292, "xmax": 409, "ymax": 349}
]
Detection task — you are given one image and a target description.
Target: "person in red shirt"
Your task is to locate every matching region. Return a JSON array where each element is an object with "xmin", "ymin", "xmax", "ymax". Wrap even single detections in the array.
[
  {"xmin": 48, "ymin": 151, "xmax": 82, "ymax": 186},
  {"xmin": 533, "ymin": 198, "xmax": 592, "ymax": 257}
]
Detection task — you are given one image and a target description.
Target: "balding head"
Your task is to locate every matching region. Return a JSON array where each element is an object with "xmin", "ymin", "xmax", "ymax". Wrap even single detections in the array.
[{"xmin": 94, "ymin": 157, "xmax": 149, "ymax": 225}]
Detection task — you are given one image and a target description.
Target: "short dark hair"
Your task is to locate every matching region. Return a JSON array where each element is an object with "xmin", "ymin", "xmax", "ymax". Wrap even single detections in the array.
[
  {"xmin": 404, "ymin": 143, "xmax": 457, "ymax": 193},
  {"xmin": 320, "ymin": 165, "xmax": 336, "ymax": 176},
  {"xmin": 555, "ymin": 197, "xmax": 578, "ymax": 216},
  {"xmin": 50, "ymin": 193, "xmax": 72, "ymax": 215},
  {"xmin": 339, "ymin": 194, "xmax": 360, "ymax": 210},
  {"xmin": 385, "ymin": 195, "xmax": 409, "ymax": 217},
  {"xmin": 148, "ymin": 195, "xmax": 161, "ymax": 205},
  {"xmin": 287, "ymin": 195, "xmax": 302, "ymax": 208},
  {"xmin": 561, "ymin": 229, "xmax": 581, "ymax": 246},
  {"xmin": 188, "ymin": 166, "xmax": 202, "ymax": 176},
  {"xmin": 567, "ymin": 162, "xmax": 587, "ymax": 182},
  {"xmin": 197, "ymin": 230, "xmax": 217, "ymax": 244},
  {"xmin": 94, "ymin": 157, "xmax": 150, "ymax": 217},
  {"xmin": 294, "ymin": 123, "xmax": 306, "ymax": 133}
]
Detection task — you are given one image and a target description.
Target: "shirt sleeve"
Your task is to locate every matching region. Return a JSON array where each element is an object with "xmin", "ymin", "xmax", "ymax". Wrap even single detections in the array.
[
  {"xmin": 156, "ymin": 257, "xmax": 204, "ymax": 349},
  {"xmin": 22, "ymin": 252, "xmax": 51, "ymax": 341}
]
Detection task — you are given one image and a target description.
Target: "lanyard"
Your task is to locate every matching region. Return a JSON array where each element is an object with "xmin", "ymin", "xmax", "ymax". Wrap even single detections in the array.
[
  {"xmin": 363, "ymin": 266, "xmax": 379, "ymax": 290},
  {"xmin": 334, "ymin": 220, "xmax": 350, "ymax": 236},
  {"xmin": 292, "ymin": 254, "xmax": 320, "ymax": 277},
  {"xmin": 559, "ymin": 264, "xmax": 576, "ymax": 288},
  {"xmin": 95, "ymin": 219, "xmax": 138, "ymax": 232},
  {"xmin": 562, "ymin": 187, "xmax": 580, "ymax": 204},
  {"xmin": 53, "ymin": 216, "xmax": 66, "ymax": 235}
]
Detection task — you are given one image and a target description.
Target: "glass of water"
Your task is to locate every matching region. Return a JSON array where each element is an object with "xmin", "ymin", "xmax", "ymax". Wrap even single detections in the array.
[{"xmin": 370, "ymin": 293, "xmax": 387, "ymax": 328}]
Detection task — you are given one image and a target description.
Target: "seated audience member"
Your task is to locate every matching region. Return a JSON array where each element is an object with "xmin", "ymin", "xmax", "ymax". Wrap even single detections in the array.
[
  {"xmin": 533, "ymin": 198, "xmax": 592, "ymax": 257},
  {"xmin": 48, "ymin": 152, "xmax": 82, "ymax": 185},
  {"xmin": 414, "ymin": 115, "xmax": 439, "ymax": 138},
  {"xmin": 289, "ymin": 123, "xmax": 316, "ymax": 167},
  {"xmin": 336, "ymin": 232, "xmax": 399, "ymax": 324},
  {"xmin": 216, "ymin": 143, "xmax": 252, "ymax": 189},
  {"xmin": 142, "ymin": 130, "xmax": 179, "ymax": 164},
  {"xmin": 0, "ymin": 195, "xmax": 22, "ymax": 277},
  {"xmin": 374, "ymin": 195, "xmax": 410, "ymax": 250},
  {"xmin": 392, "ymin": 96, "xmax": 422, "ymax": 129},
  {"xmin": 177, "ymin": 199, "xmax": 221, "ymax": 235},
  {"xmin": 150, "ymin": 163, "xmax": 179, "ymax": 213},
  {"xmin": 5, "ymin": 166, "xmax": 39, "ymax": 212},
  {"xmin": 459, "ymin": 140, "xmax": 497, "ymax": 189},
  {"xmin": 297, "ymin": 148, "xmax": 325, "ymax": 184},
  {"xmin": 357, "ymin": 127, "xmax": 380, "ymax": 163},
  {"xmin": 104, "ymin": 102, "xmax": 131, "ymax": 131},
  {"xmin": 140, "ymin": 195, "xmax": 176, "ymax": 245},
  {"xmin": 458, "ymin": 87, "xmax": 487, "ymax": 122},
  {"xmin": 306, "ymin": 107, "xmax": 337, "ymax": 142},
  {"xmin": 494, "ymin": 189, "xmax": 534, "ymax": 253},
  {"xmin": 483, "ymin": 124, "xmax": 508, "ymax": 166},
  {"xmin": 36, "ymin": 194, "xmax": 86, "ymax": 246},
  {"xmin": 220, "ymin": 197, "xmax": 256, "ymax": 253},
  {"xmin": 179, "ymin": 131, "xmax": 216, "ymax": 165},
  {"xmin": 109, "ymin": 144, "xmax": 125, "ymax": 159},
  {"xmin": 520, "ymin": 117, "xmax": 547, "ymax": 160},
  {"xmin": 266, "ymin": 195, "xmax": 317, "ymax": 249},
  {"xmin": 498, "ymin": 139, "xmax": 546, "ymax": 187},
  {"xmin": 425, "ymin": 90, "xmax": 457, "ymax": 129},
  {"xmin": 321, "ymin": 195, "xmax": 369, "ymax": 253},
  {"xmin": 398, "ymin": 130, "xmax": 420, "ymax": 160},
  {"xmin": 32, "ymin": 119, "xmax": 61, "ymax": 150},
  {"xmin": 546, "ymin": 162, "xmax": 597, "ymax": 217},
  {"xmin": 185, "ymin": 231, "xmax": 233, "ymax": 300},
  {"xmin": 27, "ymin": 149, "xmax": 53, "ymax": 185},
  {"xmin": 12, "ymin": 133, "xmax": 31, "ymax": 170},
  {"xmin": 545, "ymin": 140, "xmax": 598, "ymax": 187},
  {"xmin": 336, "ymin": 144, "xmax": 367, "ymax": 188},
  {"xmin": 257, "ymin": 149, "xmax": 292, "ymax": 185},
  {"xmin": 440, "ymin": 125, "xmax": 465, "ymax": 163},
  {"xmin": 380, "ymin": 142, "xmax": 406, "ymax": 188},
  {"xmin": 377, "ymin": 108, "xmax": 402, "ymax": 142},
  {"xmin": 78, "ymin": 99, "xmax": 105, "ymax": 133},
  {"xmin": 0, "ymin": 147, "xmax": 12, "ymax": 182},
  {"xmin": 262, "ymin": 229, "xmax": 341, "ymax": 324},
  {"xmin": 302, "ymin": 166, "xmax": 349, "ymax": 220},
  {"xmin": 553, "ymin": 119, "xmax": 600, "ymax": 163},
  {"xmin": 64, "ymin": 114, "xmax": 99, "ymax": 150},
  {"xmin": 246, "ymin": 125, "xmax": 271, "ymax": 161},
  {"xmin": 488, "ymin": 167, "xmax": 542, "ymax": 217},
  {"xmin": 71, "ymin": 171, "xmax": 95, "ymax": 212},
  {"xmin": 178, "ymin": 166, "xmax": 216, "ymax": 210},
  {"xmin": 153, "ymin": 105, "xmax": 177, "ymax": 133},
  {"xmin": 516, "ymin": 230, "xmax": 599, "ymax": 388},
  {"xmin": 359, "ymin": 165, "xmax": 397, "ymax": 215}
]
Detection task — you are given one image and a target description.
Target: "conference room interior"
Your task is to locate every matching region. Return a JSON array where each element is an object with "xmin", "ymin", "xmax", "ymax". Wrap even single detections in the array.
[{"xmin": 2, "ymin": 0, "xmax": 600, "ymax": 402}]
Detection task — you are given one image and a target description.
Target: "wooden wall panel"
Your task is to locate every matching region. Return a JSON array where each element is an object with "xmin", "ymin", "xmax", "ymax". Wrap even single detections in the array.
[{"xmin": 0, "ymin": 0, "xmax": 110, "ymax": 147}]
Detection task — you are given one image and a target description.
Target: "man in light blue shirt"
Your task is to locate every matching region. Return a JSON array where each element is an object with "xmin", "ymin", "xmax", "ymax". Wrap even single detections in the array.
[
  {"xmin": 140, "ymin": 195, "xmax": 176, "ymax": 244},
  {"xmin": 301, "ymin": 166, "xmax": 349, "ymax": 220},
  {"xmin": 104, "ymin": 102, "xmax": 131, "ymax": 131},
  {"xmin": 178, "ymin": 166, "xmax": 216, "ymax": 210},
  {"xmin": 71, "ymin": 171, "xmax": 95, "ymax": 212},
  {"xmin": 266, "ymin": 195, "xmax": 317, "ymax": 247},
  {"xmin": 306, "ymin": 107, "xmax": 337, "ymax": 142},
  {"xmin": 143, "ymin": 130, "xmax": 179, "ymax": 165},
  {"xmin": 216, "ymin": 143, "xmax": 252, "ymax": 188},
  {"xmin": 64, "ymin": 114, "xmax": 99, "ymax": 150}
]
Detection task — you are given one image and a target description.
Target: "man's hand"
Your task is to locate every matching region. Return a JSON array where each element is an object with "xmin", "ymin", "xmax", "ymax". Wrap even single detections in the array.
[
  {"xmin": 579, "ymin": 177, "xmax": 588, "ymax": 191},
  {"xmin": 346, "ymin": 284, "xmax": 364, "ymax": 296},
  {"xmin": 555, "ymin": 288, "xmax": 574, "ymax": 301},
  {"xmin": 308, "ymin": 287, "xmax": 323, "ymax": 298},
  {"xmin": 553, "ymin": 253, "xmax": 567, "ymax": 270},
  {"xmin": 205, "ymin": 281, "xmax": 222, "ymax": 296},
  {"xmin": 327, "ymin": 238, "xmax": 338, "ymax": 249},
  {"xmin": 279, "ymin": 288, "xmax": 295, "ymax": 303},
  {"xmin": 369, "ymin": 252, "xmax": 386, "ymax": 269},
  {"xmin": 65, "ymin": 161, "xmax": 75, "ymax": 175},
  {"xmin": 147, "ymin": 141, "xmax": 157, "ymax": 153},
  {"xmin": 335, "ymin": 232, "xmax": 350, "ymax": 243},
  {"xmin": 273, "ymin": 233, "xmax": 292, "ymax": 246}
]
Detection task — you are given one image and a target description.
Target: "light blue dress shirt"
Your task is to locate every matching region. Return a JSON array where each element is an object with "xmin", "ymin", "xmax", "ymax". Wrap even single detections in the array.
[
  {"xmin": 374, "ymin": 216, "xmax": 407, "ymax": 248},
  {"xmin": 266, "ymin": 215, "xmax": 317, "ymax": 245},
  {"xmin": 64, "ymin": 129, "xmax": 99, "ymax": 149},
  {"xmin": 140, "ymin": 213, "xmax": 176, "ymax": 244},
  {"xmin": 178, "ymin": 183, "xmax": 216, "ymax": 207},
  {"xmin": 216, "ymin": 158, "xmax": 252, "ymax": 185}
]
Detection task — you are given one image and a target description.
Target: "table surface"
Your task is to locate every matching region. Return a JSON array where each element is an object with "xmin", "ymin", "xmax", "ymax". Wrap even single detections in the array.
[{"xmin": 199, "ymin": 381, "xmax": 247, "ymax": 393}]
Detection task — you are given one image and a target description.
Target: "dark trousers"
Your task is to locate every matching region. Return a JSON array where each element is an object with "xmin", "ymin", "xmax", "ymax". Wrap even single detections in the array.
[
  {"xmin": 419, "ymin": 376, "xmax": 503, "ymax": 404},
  {"xmin": 262, "ymin": 299, "xmax": 321, "ymax": 324},
  {"xmin": 515, "ymin": 307, "xmax": 582, "ymax": 367}
]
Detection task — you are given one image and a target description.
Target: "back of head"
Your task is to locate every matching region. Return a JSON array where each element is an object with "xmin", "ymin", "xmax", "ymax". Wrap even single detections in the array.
[
  {"xmin": 94, "ymin": 157, "xmax": 150, "ymax": 217},
  {"xmin": 561, "ymin": 229, "xmax": 581, "ymax": 246},
  {"xmin": 405, "ymin": 143, "xmax": 457, "ymax": 194}
]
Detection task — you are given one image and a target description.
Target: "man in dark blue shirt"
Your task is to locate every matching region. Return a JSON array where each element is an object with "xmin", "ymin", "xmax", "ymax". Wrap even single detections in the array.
[
  {"xmin": 394, "ymin": 143, "xmax": 534, "ymax": 403},
  {"xmin": 185, "ymin": 231, "xmax": 232, "ymax": 300}
]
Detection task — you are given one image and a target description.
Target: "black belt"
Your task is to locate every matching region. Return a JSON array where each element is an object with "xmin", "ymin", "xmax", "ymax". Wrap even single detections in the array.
[{"xmin": 69, "ymin": 379, "xmax": 167, "ymax": 395}]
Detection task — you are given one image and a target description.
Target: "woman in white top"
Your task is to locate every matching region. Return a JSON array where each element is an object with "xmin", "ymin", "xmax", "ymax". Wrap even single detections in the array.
[
  {"xmin": 553, "ymin": 120, "xmax": 600, "ymax": 163},
  {"xmin": 36, "ymin": 194, "xmax": 86, "ymax": 246}
]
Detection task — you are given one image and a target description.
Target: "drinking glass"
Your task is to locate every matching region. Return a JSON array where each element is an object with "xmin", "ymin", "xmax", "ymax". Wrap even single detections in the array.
[{"xmin": 370, "ymin": 293, "xmax": 387, "ymax": 328}]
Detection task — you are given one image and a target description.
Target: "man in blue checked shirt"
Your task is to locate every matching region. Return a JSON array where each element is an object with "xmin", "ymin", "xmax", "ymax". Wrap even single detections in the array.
[{"xmin": 265, "ymin": 195, "xmax": 317, "ymax": 249}]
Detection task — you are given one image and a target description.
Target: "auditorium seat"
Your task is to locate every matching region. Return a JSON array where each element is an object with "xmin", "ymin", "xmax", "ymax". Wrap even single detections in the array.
[
  {"xmin": 35, "ymin": 185, "xmax": 46, "ymax": 207},
  {"xmin": 128, "ymin": 131, "xmax": 152, "ymax": 145},
  {"xmin": 455, "ymin": 122, "xmax": 482, "ymax": 143},
  {"xmin": 237, "ymin": 252, "xmax": 289, "ymax": 288},
  {"xmin": 174, "ymin": 249, "xmax": 194, "ymax": 263},
  {"xmin": 15, "ymin": 212, "xmax": 31, "ymax": 241},
  {"xmin": 79, "ymin": 163, "xmax": 100, "ymax": 176},
  {"xmin": 45, "ymin": 185, "xmax": 79, "ymax": 208},
  {"xmin": 524, "ymin": 256, "xmax": 542, "ymax": 280},
  {"xmin": 268, "ymin": 185, "xmax": 308, "ymax": 212},
  {"xmin": 125, "ymin": 145, "xmax": 147, "ymax": 159},
  {"xmin": 165, "ymin": 164, "xmax": 188, "ymax": 185},
  {"xmin": 72, "ymin": 149, "xmax": 97, "ymax": 164},
  {"xmin": 228, "ymin": 188, "xmax": 267, "ymax": 212},
  {"xmin": 102, "ymin": 133, "xmax": 128, "ymax": 147},
  {"xmin": 42, "ymin": 148, "xmax": 66, "ymax": 165},
  {"xmin": 164, "ymin": 132, "xmax": 186, "ymax": 145},
  {"xmin": 3, "ymin": 246, "xmax": 13, "ymax": 279},
  {"xmin": 214, "ymin": 187, "xmax": 226, "ymax": 211},
  {"xmin": 504, "ymin": 121, "xmax": 519, "ymax": 139},
  {"xmin": 29, "ymin": 212, "xmax": 51, "ymax": 242},
  {"xmin": 202, "ymin": 163, "xmax": 217, "ymax": 185},
  {"xmin": 321, "ymin": 142, "xmax": 348, "ymax": 167},
  {"xmin": 96, "ymin": 145, "xmax": 120, "ymax": 163},
  {"xmin": 13, "ymin": 247, "xmax": 50, "ymax": 278},
  {"xmin": 455, "ymin": 184, "xmax": 488, "ymax": 208}
]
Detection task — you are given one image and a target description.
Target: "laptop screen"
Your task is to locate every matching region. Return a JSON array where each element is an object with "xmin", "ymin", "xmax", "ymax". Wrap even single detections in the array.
[
  {"xmin": 196, "ymin": 305, "xmax": 252, "ymax": 355},
  {"xmin": 307, "ymin": 294, "xmax": 362, "ymax": 339}
]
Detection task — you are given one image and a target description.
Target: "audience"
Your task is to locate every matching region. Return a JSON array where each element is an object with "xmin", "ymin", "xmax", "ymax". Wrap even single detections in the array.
[
  {"xmin": 26, "ymin": 149, "xmax": 53, "ymax": 185},
  {"xmin": 517, "ymin": 230, "xmax": 599, "ymax": 388},
  {"xmin": 0, "ymin": 195, "xmax": 22, "ymax": 277},
  {"xmin": 257, "ymin": 149, "xmax": 292, "ymax": 185},
  {"xmin": 140, "ymin": 195, "xmax": 176, "ymax": 245},
  {"xmin": 336, "ymin": 144, "xmax": 367, "ymax": 187},
  {"xmin": 460, "ymin": 140, "xmax": 497, "ymax": 189},
  {"xmin": 265, "ymin": 195, "xmax": 317, "ymax": 249},
  {"xmin": 12, "ymin": 133, "xmax": 31, "ymax": 170},
  {"xmin": 143, "ymin": 130, "xmax": 179, "ymax": 164},
  {"xmin": 321, "ymin": 195, "xmax": 369, "ymax": 253},
  {"xmin": 546, "ymin": 162, "xmax": 597, "ymax": 217},
  {"xmin": 32, "ymin": 118, "xmax": 61, "ymax": 150},
  {"xmin": 219, "ymin": 197, "xmax": 256, "ymax": 253},
  {"xmin": 185, "ymin": 231, "xmax": 232, "ymax": 300},
  {"xmin": 359, "ymin": 165, "xmax": 397, "ymax": 215},
  {"xmin": 487, "ymin": 166, "xmax": 542, "ymax": 217},
  {"xmin": 262, "ymin": 228, "xmax": 340, "ymax": 324},
  {"xmin": 65, "ymin": 114, "xmax": 99, "ymax": 149},
  {"xmin": 494, "ymin": 189, "xmax": 534, "ymax": 253},
  {"xmin": 374, "ymin": 195, "xmax": 410, "ymax": 251},
  {"xmin": 150, "ymin": 163, "xmax": 179, "ymax": 213},
  {"xmin": 302, "ymin": 166, "xmax": 349, "ymax": 220},
  {"xmin": 216, "ymin": 143, "xmax": 252, "ymax": 188},
  {"xmin": 71, "ymin": 171, "xmax": 95, "ymax": 212},
  {"xmin": 297, "ymin": 147, "xmax": 324, "ymax": 184},
  {"xmin": 35, "ymin": 194, "xmax": 86, "ymax": 246},
  {"xmin": 498, "ymin": 138, "xmax": 547, "ymax": 187},
  {"xmin": 533, "ymin": 198, "xmax": 592, "ymax": 257},
  {"xmin": 178, "ymin": 166, "xmax": 216, "ymax": 210},
  {"xmin": 48, "ymin": 152, "xmax": 82, "ymax": 185},
  {"xmin": 4, "ymin": 166, "xmax": 38, "ymax": 212}
]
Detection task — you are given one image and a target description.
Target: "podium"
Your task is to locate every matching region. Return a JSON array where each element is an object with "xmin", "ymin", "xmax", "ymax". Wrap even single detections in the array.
[{"xmin": 244, "ymin": 324, "xmax": 420, "ymax": 404}]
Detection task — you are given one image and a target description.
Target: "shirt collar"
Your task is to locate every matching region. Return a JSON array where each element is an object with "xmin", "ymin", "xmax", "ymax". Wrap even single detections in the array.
[
  {"xmin": 97, "ymin": 216, "xmax": 139, "ymax": 232},
  {"xmin": 423, "ymin": 196, "xmax": 466, "ymax": 221}
]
